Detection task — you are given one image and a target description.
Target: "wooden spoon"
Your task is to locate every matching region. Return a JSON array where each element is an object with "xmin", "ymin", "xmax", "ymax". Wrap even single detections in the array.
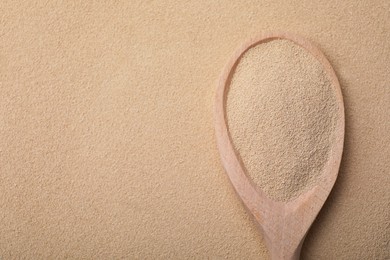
[{"xmin": 214, "ymin": 32, "xmax": 344, "ymax": 260}]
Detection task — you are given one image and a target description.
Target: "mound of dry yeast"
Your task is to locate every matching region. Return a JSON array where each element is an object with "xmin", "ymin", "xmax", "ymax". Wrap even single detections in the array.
[{"xmin": 227, "ymin": 39, "xmax": 339, "ymax": 202}]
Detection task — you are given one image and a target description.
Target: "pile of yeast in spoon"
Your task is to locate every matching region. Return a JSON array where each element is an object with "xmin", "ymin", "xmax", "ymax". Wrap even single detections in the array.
[{"xmin": 227, "ymin": 39, "xmax": 339, "ymax": 202}]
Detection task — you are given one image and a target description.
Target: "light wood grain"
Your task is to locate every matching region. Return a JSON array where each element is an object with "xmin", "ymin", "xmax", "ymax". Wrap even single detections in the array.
[{"xmin": 214, "ymin": 32, "xmax": 345, "ymax": 260}]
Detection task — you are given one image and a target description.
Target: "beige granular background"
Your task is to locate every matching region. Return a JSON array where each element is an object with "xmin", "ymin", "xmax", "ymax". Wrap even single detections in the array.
[
  {"xmin": 227, "ymin": 39, "xmax": 339, "ymax": 202},
  {"xmin": 0, "ymin": 1, "xmax": 389, "ymax": 259}
]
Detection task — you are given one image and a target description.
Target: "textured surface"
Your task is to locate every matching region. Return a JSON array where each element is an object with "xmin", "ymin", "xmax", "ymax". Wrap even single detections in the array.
[
  {"xmin": 227, "ymin": 39, "xmax": 339, "ymax": 201},
  {"xmin": 0, "ymin": 1, "xmax": 389, "ymax": 259}
]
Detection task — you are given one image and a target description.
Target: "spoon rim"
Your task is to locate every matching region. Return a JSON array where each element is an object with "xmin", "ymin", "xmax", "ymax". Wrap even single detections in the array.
[{"xmin": 215, "ymin": 31, "xmax": 345, "ymax": 205}]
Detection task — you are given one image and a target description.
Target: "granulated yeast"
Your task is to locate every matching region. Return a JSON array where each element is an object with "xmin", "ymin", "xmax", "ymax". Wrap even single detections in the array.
[{"xmin": 227, "ymin": 39, "xmax": 339, "ymax": 202}]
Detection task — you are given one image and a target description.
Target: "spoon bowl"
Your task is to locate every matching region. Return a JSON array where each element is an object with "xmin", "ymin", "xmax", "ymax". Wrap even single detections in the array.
[{"xmin": 214, "ymin": 32, "xmax": 344, "ymax": 260}]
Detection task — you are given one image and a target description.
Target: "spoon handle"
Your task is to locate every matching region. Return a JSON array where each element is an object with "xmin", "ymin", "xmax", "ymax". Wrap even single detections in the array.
[{"xmin": 269, "ymin": 241, "xmax": 302, "ymax": 260}]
